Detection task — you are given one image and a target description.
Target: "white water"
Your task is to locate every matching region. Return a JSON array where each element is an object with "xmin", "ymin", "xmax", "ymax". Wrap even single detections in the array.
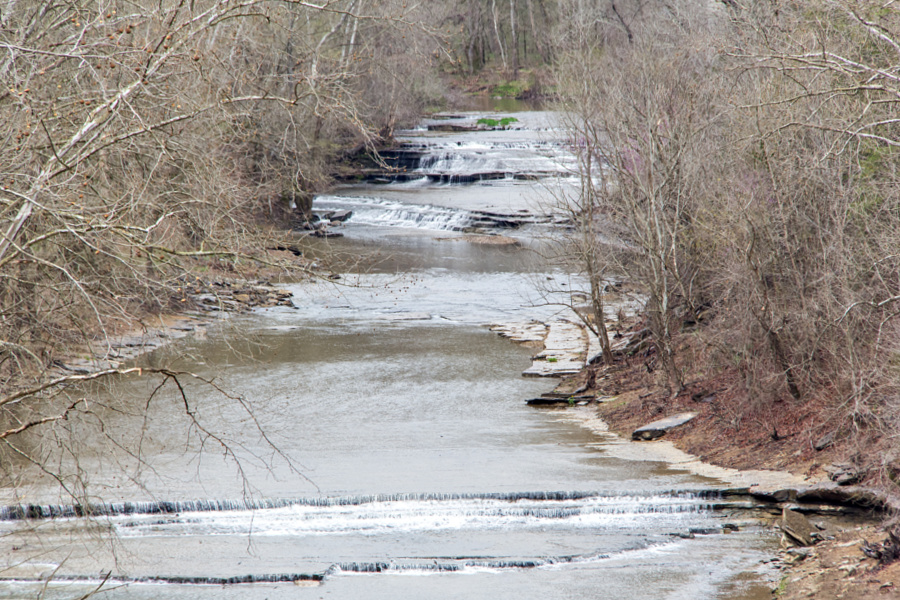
[
  {"xmin": 315, "ymin": 195, "xmax": 475, "ymax": 230},
  {"xmin": 107, "ymin": 493, "xmax": 725, "ymax": 538}
]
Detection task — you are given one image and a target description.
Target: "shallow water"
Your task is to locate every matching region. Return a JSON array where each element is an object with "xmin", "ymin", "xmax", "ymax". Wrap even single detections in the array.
[{"xmin": 0, "ymin": 111, "xmax": 778, "ymax": 600}]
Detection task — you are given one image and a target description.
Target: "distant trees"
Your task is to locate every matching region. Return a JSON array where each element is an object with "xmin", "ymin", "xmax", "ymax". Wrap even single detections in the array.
[{"xmin": 449, "ymin": 0, "xmax": 555, "ymax": 77}]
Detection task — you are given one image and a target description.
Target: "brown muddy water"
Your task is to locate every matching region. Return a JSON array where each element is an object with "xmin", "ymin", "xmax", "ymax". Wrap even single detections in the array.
[{"xmin": 0, "ymin": 109, "xmax": 780, "ymax": 599}]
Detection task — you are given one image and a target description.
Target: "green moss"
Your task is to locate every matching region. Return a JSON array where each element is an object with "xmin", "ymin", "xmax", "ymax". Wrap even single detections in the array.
[
  {"xmin": 859, "ymin": 145, "xmax": 893, "ymax": 180},
  {"xmin": 773, "ymin": 574, "xmax": 789, "ymax": 596}
]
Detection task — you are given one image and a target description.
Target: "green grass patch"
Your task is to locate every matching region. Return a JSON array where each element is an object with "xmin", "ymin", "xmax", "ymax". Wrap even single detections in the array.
[{"xmin": 476, "ymin": 116, "xmax": 518, "ymax": 128}]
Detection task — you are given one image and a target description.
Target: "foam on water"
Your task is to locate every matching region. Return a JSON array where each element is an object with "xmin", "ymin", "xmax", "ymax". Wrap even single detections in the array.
[{"xmin": 0, "ymin": 489, "xmax": 735, "ymax": 522}]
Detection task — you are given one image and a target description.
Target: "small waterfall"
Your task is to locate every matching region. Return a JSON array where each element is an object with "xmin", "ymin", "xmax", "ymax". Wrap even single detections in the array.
[
  {"xmin": 313, "ymin": 195, "xmax": 552, "ymax": 230},
  {"xmin": 412, "ymin": 141, "xmax": 573, "ymax": 180},
  {"xmin": 0, "ymin": 489, "xmax": 741, "ymax": 522},
  {"xmin": 314, "ymin": 196, "xmax": 475, "ymax": 231},
  {"xmin": 371, "ymin": 139, "xmax": 575, "ymax": 184},
  {"xmin": 326, "ymin": 555, "xmax": 602, "ymax": 575},
  {"xmin": 0, "ymin": 573, "xmax": 324, "ymax": 587}
]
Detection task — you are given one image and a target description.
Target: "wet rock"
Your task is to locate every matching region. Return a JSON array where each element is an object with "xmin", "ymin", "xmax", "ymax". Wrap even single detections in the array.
[
  {"xmin": 781, "ymin": 507, "xmax": 815, "ymax": 547},
  {"xmin": 750, "ymin": 486, "xmax": 797, "ymax": 503},
  {"xmin": 426, "ymin": 123, "xmax": 478, "ymax": 132},
  {"xmin": 270, "ymin": 244, "xmax": 303, "ymax": 256},
  {"xmin": 689, "ymin": 527, "xmax": 719, "ymax": 535},
  {"xmin": 327, "ymin": 210, "xmax": 353, "ymax": 223},
  {"xmin": 311, "ymin": 229, "xmax": 343, "ymax": 238},
  {"xmin": 632, "ymin": 412, "xmax": 698, "ymax": 441},
  {"xmin": 526, "ymin": 398, "xmax": 571, "ymax": 406},
  {"xmin": 525, "ymin": 395, "xmax": 593, "ymax": 407}
]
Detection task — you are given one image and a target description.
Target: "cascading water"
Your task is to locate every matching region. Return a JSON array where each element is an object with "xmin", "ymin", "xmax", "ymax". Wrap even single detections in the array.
[
  {"xmin": 314, "ymin": 196, "xmax": 476, "ymax": 231},
  {"xmin": 0, "ymin": 108, "xmax": 780, "ymax": 600}
]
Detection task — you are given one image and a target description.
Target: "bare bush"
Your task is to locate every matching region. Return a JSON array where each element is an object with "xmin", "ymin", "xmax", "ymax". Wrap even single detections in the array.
[
  {"xmin": 703, "ymin": 0, "xmax": 900, "ymax": 484},
  {"xmin": 553, "ymin": 0, "xmax": 900, "ymax": 493}
]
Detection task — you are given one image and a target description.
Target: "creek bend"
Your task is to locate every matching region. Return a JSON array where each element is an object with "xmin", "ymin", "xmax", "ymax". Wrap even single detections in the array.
[{"xmin": 0, "ymin": 110, "xmax": 778, "ymax": 599}]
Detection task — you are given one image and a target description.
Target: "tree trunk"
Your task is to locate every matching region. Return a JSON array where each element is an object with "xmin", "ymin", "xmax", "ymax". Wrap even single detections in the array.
[
  {"xmin": 509, "ymin": 0, "xmax": 518, "ymax": 78},
  {"xmin": 491, "ymin": 0, "xmax": 507, "ymax": 71}
]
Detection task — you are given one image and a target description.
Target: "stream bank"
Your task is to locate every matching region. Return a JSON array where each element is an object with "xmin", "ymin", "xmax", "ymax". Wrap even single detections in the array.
[{"xmin": 523, "ymin": 316, "xmax": 900, "ymax": 599}]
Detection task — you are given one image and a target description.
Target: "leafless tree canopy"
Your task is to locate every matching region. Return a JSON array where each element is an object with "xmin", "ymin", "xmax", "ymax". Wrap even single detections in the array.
[
  {"xmin": 0, "ymin": 0, "xmax": 450, "ymax": 503},
  {"xmin": 0, "ymin": 0, "xmax": 445, "ymax": 389}
]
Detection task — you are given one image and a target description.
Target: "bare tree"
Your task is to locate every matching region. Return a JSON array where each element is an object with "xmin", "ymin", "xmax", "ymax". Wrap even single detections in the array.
[
  {"xmin": 554, "ymin": 1, "xmax": 724, "ymax": 391},
  {"xmin": 706, "ymin": 0, "xmax": 900, "ymax": 464}
]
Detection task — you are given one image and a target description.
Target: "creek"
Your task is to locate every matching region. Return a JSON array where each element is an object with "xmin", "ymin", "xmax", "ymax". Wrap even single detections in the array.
[{"xmin": 0, "ymin": 108, "xmax": 778, "ymax": 599}]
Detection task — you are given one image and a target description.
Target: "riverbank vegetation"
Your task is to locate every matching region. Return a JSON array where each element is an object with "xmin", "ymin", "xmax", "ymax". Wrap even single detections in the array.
[{"xmin": 0, "ymin": 0, "xmax": 452, "ymax": 508}]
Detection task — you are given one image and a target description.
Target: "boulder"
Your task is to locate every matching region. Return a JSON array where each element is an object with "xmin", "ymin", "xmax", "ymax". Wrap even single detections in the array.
[
  {"xmin": 632, "ymin": 412, "xmax": 698, "ymax": 441},
  {"xmin": 781, "ymin": 507, "xmax": 815, "ymax": 547}
]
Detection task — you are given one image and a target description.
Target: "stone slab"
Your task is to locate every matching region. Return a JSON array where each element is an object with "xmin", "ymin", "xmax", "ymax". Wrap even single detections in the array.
[{"xmin": 632, "ymin": 412, "xmax": 699, "ymax": 441}]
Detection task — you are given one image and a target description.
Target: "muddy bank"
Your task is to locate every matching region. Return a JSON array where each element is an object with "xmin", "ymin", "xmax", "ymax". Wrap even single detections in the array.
[{"xmin": 774, "ymin": 523, "xmax": 900, "ymax": 598}]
